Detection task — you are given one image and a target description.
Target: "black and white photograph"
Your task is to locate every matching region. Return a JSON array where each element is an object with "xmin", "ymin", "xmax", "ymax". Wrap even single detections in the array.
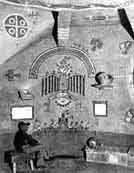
[{"xmin": 0, "ymin": 0, "xmax": 134, "ymax": 172}]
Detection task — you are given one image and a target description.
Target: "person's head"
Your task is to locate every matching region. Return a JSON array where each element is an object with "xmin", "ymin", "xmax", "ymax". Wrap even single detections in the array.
[
  {"xmin": 86, "ymin": 137, "xmax": 97, "ymax": 149},
  {"xmin": 18, "ymin": 121, "xmax": 30, "ymax": 132}
]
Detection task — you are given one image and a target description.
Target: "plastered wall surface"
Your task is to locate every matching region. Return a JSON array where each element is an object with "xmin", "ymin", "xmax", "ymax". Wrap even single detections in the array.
[{"xmin": 0, "ymin": 10, "xmax": 133, "ymax": 135}]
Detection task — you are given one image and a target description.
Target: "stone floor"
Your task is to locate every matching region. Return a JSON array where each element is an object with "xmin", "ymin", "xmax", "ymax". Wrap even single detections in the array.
[{"xmin": 15, "ymin": 160, "xmax": 134, "ymax": 173}]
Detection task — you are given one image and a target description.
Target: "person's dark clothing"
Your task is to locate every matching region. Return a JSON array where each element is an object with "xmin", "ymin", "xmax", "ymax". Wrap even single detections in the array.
[{"xmin": 13, "ymin": 129, "xmax": 39, "ymax": 153}]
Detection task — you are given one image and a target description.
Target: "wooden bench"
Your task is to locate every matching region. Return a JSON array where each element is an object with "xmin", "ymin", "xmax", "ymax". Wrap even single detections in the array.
[
  {"xmin": 4, "ymin": 150, "xmax": 35, "ymax": 173},
  {"xmin": 11, "ymin": 152, "xmax": 35, "ymax": 173}
]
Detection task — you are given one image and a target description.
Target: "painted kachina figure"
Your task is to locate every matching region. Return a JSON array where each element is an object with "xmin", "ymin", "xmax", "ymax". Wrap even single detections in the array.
[{"xmin": 58, "ymin": 112, "xmax": 68, "ymax": 129}]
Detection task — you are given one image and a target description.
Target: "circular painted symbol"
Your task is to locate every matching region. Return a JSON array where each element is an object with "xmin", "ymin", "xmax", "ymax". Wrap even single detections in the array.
[{"xmin": 4, "ymin": 14, "xmax": 28, "ymax": 38}]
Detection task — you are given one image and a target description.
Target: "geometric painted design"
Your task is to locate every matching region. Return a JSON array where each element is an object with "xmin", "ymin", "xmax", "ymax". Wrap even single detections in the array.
[
  {"xmin": 56, "ymin": 57, "xmax": 73, "ymax": 76},
  {"xmin": 4, "ymin": 14, "xmax": 28, "ymax": 38},
  {"xmin": 29, "ymin": 47, "xmax": 96, "ymax": 79},
  {"xmin": 90, "ymin": 38, "xmax": 103, "ymax": 51},
  {"xmin": 119, "ymin": 41, "xmax": 132, "ymax": 55}
]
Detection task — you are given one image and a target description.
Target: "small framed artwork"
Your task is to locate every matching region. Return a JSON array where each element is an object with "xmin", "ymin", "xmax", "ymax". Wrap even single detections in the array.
[{"xmin": 93, "ymin": 101, "xmax": 108, "ymax": 117}]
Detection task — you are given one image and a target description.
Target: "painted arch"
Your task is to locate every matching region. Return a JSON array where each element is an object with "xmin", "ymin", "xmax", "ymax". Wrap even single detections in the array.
[{"xmin": 29, "ymin": 46, "xmax": 96, "ymax": 79}]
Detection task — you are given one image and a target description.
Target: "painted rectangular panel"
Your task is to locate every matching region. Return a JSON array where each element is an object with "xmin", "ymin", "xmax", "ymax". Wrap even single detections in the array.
[
  {"xmin": 11, "ymin": 106, "xmax": 33, "ymax": 120},
  {"xmin": 93, "ymin": 101, "xmax": 108, "ymax": 117}
]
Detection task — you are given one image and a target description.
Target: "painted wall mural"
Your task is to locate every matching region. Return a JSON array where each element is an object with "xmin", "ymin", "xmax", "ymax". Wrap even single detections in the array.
[
  {"xmin": 4, "ymin": 69, "xmax": 21, "ymax": 81},
  {"xmin": 28, "ymin": 109, "xmax": 98, "ymax": 134},
  {"xmin": 0, "ymin": 6, "xmax": 133, "ymax": 136},
  {"xmin": 26, "ymin": 46, "xmax": 98, "ymax": 132},
  {"xmin": 90, "ymin": 38, "xmax": 103, "ymax": 52},
  {"xmin": 119, "ymin": 41, "xmax": 133, "ymax": 55},
  {"xmin": 29, "ymin": 46, "xmax": 95, "ymax": 79},
  {"xmin": 41, "ymin": 56, "xmax": 86, "ymax": 107},
  {"xmin": 125, "ymin": 108, "xmax": 134, "ymax": 123}
]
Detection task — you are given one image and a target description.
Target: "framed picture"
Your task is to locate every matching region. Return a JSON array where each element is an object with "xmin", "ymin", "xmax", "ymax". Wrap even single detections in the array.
[
  {"xmin": 93, "ymin": 101, "xmax": 108, "ymax": 117},
  {"xmin": 10, "ymin": 105, "xmax": 34, "ymax": 120}
]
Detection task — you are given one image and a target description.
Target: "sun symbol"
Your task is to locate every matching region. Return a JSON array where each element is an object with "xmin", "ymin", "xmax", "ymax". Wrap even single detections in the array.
[{"xmin": 4, "ymin": 14, "xmax": 28, "ymax": 38}]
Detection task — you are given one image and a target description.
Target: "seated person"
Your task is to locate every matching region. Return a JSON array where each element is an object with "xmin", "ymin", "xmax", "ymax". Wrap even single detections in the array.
[
  {"xmin": 82, "ymin": 137, "xmax": 97, "ymax": 160},
  {"xmin": 86, "ymin": 137, "xmax": 97, "ymax": 150},
  {"xmin": 13, "ymin": 121, "xmax": 49, "ymax": 168}
]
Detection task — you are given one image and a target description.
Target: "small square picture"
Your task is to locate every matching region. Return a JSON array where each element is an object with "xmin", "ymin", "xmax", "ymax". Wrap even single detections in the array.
[{"xmin": 93, "ymin": 101, "xmax": 108, "ymax": 117}]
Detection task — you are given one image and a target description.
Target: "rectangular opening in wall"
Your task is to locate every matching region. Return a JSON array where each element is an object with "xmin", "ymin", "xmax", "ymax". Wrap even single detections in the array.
[
  {"xmin": 10, "ymin": 105, "xmax": 33, "ymax": 120},
  {"xmin": 93, "ymin": 101, "xmax": 108, "ymax": 117}
]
